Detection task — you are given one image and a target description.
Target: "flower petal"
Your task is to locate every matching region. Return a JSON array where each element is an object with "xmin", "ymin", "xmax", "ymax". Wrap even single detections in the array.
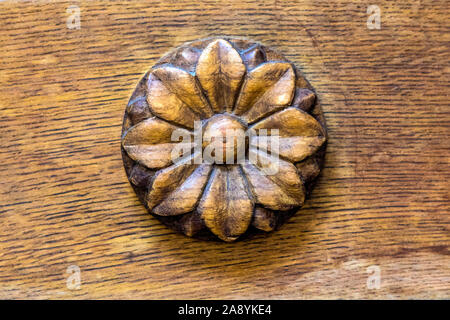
[
  {"xmin": 152, "ymin": 65, "xmax": 213, "ymax": 118},
  {"xmin": 129, "ymin": 164, "xmax": 154, "ymax": 188},
  {"xmin": 242, "ymin": 149, "xmax": 305, "ymax": 210},
  {"xmin": 122, "ymin": 117, "xmax": 192, "ymax": 169},
  {"xmin": 198, "ymin": 166, "xmax": 254, "ymax": 242},
  {"xmin": 146, "ymin": 152, "xmax": 202, "ymax": 210},
  {"xmin": 250, "ymin": 107, "xmax": 326, "ymax": 162},
  {"xmin": 234, "ymin": 62, "xmax": 295, "ymax": 123},
  {"xmin": 196, "ymin": 39, "xmax": 246, "ymax": 113},
  {"xmin": 171, "ymin": 46, "xmax": 202, "ymax": 73},
  {"xmin": 152, "ymin": 164, "xmax": 212, "ymax": 216},
  {"xmin": 147, "ymin": 73, "xmax": 200, "ymax": 129},
  {"xmin": 252, "ymin": 207, "xmax": 277, "ymax": 232},
  {"xmin": 291, "ymin": 88, "xmax": 316, "ymax": 112},
  {"xmin": 296, "ymin": 157, "xmax": 321, "ymax": 184},
  {"xmin": 127, "ymin": 97, "xmax": 152, "ymax": 125},
  {"xmin": 179, "ymin": 212, "xmax": 204, "ymax": 237},
  {"xmin": 242, "ymin": 45, "xmax": 266, "ymax": 70}
]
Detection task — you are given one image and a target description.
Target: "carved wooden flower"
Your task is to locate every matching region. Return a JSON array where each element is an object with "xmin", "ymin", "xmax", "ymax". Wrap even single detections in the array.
[{"xmin": 121, "ymin": 38, "xmax": 327, "ymax": 241}]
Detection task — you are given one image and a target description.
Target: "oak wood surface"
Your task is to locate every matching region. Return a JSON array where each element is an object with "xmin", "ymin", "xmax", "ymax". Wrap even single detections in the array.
[{"xmin": 0, "ymin": 0, "xmax": 448, "ymax": 299}]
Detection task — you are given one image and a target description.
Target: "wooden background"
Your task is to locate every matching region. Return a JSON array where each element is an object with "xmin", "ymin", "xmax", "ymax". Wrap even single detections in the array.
[{"xmin": 0, "ymin": 0, "xmax": 448, "ymax": 299}]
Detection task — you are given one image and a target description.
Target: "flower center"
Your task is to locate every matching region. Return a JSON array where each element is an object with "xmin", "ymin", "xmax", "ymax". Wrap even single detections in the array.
[{"xmin": 202, "ymin": 114, "xmax": 247, "ymax": 164}]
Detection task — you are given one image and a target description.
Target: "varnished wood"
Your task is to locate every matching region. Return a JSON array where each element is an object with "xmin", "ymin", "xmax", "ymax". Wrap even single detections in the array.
[
  {"xmin": 0, "ymin": 0, "xmax": 448, "ymax": 298},
  {"xmin": 122, "ymin": 37, "xmax": 326, "ymax": 241}
]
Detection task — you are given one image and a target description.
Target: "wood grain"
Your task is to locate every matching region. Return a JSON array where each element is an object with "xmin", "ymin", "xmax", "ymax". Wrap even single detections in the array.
[
  {"xmin": 121, "ymin": 37, "xmax": 326, "ymax": 241},
  {"xmin": 0, "ymin": 0, "xmax": 448, "ymax": 299}
]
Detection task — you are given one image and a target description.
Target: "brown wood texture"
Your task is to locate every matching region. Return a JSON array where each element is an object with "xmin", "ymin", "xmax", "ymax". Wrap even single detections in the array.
[
  {"xmin": 0, "ymin": 0, "xmax": 448, "ymax": 299},
  {"xmin": 121, "ymin": 37, "xmax": 327, "ymax": 242}
]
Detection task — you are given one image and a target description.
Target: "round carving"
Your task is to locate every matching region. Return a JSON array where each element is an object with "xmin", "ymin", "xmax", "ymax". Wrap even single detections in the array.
[{"xmin": 121, "ymin": 37, "xmax": 327, "ymax": 242}]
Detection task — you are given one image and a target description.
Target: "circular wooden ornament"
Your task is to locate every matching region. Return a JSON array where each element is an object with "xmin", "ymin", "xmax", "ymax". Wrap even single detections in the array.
[{"xmin": 121, "ymin": 37, "xmax": 327, "ymax": 242}]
